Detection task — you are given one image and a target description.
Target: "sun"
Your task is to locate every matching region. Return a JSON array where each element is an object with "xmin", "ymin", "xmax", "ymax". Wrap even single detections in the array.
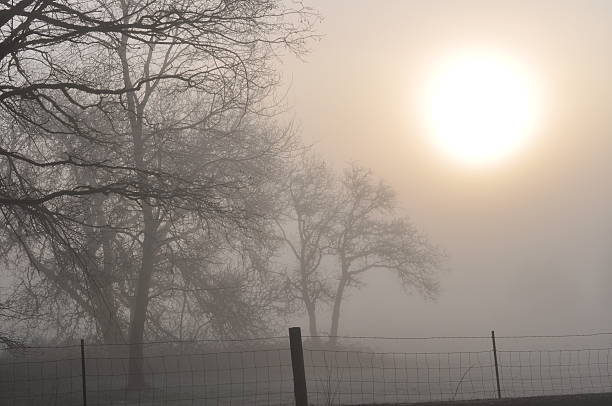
[{"xmin": 422, "ymin": 51, "xmax": 541, "ymax": 166}]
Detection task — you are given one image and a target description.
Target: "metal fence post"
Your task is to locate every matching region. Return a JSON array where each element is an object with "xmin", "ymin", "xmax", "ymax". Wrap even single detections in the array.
[
  {"xmin": 289, "ymin": 327, "xmax": 308, "ymax": 406},
  {"xmin": 491, "ymin": 330, "xmax": 501, "ymax": 399},
  {"xmin": 81, "ymin": 339, "xmax": 87, "ymax": 406}
]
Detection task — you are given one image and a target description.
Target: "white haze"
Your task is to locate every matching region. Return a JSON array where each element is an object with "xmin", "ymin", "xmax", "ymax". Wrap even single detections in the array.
[{"xmin": 281, "ymin": 0, "xmax": 612, "ymax": 341}]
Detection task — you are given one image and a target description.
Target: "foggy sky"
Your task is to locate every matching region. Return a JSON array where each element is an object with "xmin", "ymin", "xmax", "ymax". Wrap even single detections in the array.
[{"xmin": 282, "ymin": 0, "xmax": 612, "ymax": 338}]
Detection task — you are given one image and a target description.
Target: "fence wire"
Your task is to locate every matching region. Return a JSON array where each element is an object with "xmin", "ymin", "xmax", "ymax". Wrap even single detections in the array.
[
  {"xmin": 304, "ymin": 348, "xmax": 496, "ymax": 404},
  {"xmin": 0, "ymin": 340, "xmax": 294, "ymax": 406},
  {"xmin": 1, "ymin": 333, "xmax": 612, "ymax": 405}
]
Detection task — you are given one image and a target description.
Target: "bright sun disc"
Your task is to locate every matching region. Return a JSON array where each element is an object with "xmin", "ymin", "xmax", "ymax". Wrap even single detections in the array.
[{"xmin": 423, "ymin": 51, "xmax": 541, "ymax": 165}]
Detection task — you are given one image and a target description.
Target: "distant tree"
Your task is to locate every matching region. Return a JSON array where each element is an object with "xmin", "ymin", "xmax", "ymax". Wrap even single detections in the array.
[
  {"xmin": 328, "ymin": 165, "xmax": 442, "ymax": 344},
  {"xmin": 275, "ymin": 153, "xmax": 338, "ymax": 338},
  {"xmin": 278, "ymin": 159, "xmax": 442, "ymax": 344}
]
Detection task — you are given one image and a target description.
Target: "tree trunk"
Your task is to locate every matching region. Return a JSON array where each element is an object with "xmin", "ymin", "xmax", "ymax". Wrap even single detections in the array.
[
  {"xmin": 127, "ymin": 205, "xmax": 156, "ymax": 389},
  {"xmin": 100, "ymin": 317, "xmax": 122, "ymax": 344},
  {"xmin": 305, "ymin": 301, "xmax": 320, "ymax": 343},
  {"xmin": 83, "ymin": 194, "xmax": 123, "ymax": 346},
  {"xmin": 120, "ymin": 20, "xmax": 155, "ymax": 388},
  {"xmin": 99, "ymin": 217, "xmax": 122, "ymax": 345},
  {"xmin": 329, "ymin": 277, "xmax": 347, "ymax": 346},
  {"xmin": 124, "ymin": 111, "xmax": 158, "ymax": 385}
]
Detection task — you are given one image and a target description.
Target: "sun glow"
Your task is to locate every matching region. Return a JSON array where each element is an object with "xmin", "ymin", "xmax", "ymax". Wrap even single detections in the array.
[{"xmin": 423, "ymin": 51, "xmax": 541, "ymax": 166}]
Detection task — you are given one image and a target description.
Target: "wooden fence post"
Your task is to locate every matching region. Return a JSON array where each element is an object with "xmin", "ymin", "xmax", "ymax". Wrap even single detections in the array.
[
  {"xmin": 289, "ymin": 327, "xmax": 308, "ymax": 406},
  {"xmin": 81, "ymin": 339, "xmax": 87, "ymax": 406},
  {"xmin": 491, "ymin": 330, "xmax": 501, "ymax": 399}
]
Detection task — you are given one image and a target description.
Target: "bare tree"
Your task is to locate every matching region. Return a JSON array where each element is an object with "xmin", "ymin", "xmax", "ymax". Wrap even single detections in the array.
[
  {"xmin": 1, "ymin": 0, "xmax": 318, "ymax": 388},
  {"xmin": 275, "ymin": 153, "xmax": 337, "ymax": 338},
  {"xmin": 3, "ymin": 111, "xmax": 297, "ymax": 386},
  {"xmin": 278, "ymin": 159, "xmax": 443, "ymax": 344},
  {"xmin": 328, "ymin": 165, "xmax": 442, "ymax": 344},
  {"xmin": 0, "ymin": 0, "xmax": 316, "ymax": 212}
]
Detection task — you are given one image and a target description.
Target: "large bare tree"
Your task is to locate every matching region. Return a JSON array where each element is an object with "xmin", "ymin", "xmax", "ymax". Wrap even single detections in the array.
[
  {"xmin": 1, "ymin": 0, "xmax": 317, "ymax": 388},
  {"xmin": 0, "ymin": 0, "xmax": 315, "ymax": 217}
]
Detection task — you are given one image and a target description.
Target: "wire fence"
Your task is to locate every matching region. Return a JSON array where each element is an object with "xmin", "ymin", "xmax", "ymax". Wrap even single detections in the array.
[
  {"xmin": 1, "ymin": 330, "xmax": 612, "ymax": 405},
  {"xmin": 0, "ymin": 339, "xmax": 295, "ymax": 406}
]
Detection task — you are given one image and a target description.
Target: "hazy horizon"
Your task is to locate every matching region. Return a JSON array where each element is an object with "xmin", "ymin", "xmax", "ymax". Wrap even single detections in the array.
[{"xmin": 282, "ymin": 0, "xmax": 612, "ymax": 339}]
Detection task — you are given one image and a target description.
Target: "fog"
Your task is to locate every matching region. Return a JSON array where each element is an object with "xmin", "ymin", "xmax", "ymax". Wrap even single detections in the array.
[
  {"xmin": 5, "ymin": 2, "xmax": 612, "ymax": 405},
  {"xmin": 282, "ymin": 0, "xmax": 612, "ymax": 339}
]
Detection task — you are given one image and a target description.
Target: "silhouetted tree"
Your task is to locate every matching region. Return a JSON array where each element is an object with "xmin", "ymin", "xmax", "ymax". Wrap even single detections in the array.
[
  {"xmin": 275, "ymin": 153, "xmax": 337, "ymax": 339},
  {"xmin": 1, "ymin": 0, "xmax": 317, "ymax": 388},
  {"xmin": 1, "ymin": 0, "xmax": 312, "ymax": 207},
  {"xmin": 278, "ymin": 159, "xmax": 442, "ymax": 344},
  {"xmin": 3, "ymin": 109, "xmax": 296, "ymax": 388},
  {"xmin": 0, "ymin": 0, "xmax": 316, "ymax": 239},
  {"xmin": 328, "ymin": 165, "xmax": 442, "ymax": 344}
]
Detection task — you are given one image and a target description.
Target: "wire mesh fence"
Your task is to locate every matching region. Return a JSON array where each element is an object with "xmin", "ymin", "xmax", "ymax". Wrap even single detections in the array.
[
  {"xmin": 304, "ymin": 348, "xmax": 497, "ymax": 404},
  {"xmin": 302, "ymin": 346, "xmax": 612, "ymax": 404},
  {"xmin": 497, "ymin": 348, "xmax": 612, "ymax": 398},
  {"xmin": 1, "ymin": 330, "xmax": 612, "ymax": 405},
  {"xmin": 0, "ymin": 338, "xmax": 295, "ymax": 406}
]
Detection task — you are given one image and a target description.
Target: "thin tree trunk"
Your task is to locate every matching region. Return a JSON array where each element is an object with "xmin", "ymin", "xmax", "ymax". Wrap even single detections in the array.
[
  {"xmin": 329, "ymin": 277, "xmax": 347, "ymax": 346},
  {"xmin": 305, "ymin": 301, "xmax": 320, "ymax": 343}
]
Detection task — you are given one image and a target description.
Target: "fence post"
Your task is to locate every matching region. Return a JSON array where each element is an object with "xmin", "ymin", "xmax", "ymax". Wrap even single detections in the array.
[
  {"xmin": 491, "ymin": 330, "xmax": 501, "ymax": 399},
  {"xmin": 81, "ymin": 339, "xmax": 87, "ymax": 406},
  {"xmin": 289, "ymin": 327, "xmax": 308, "ymax": 406}
]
